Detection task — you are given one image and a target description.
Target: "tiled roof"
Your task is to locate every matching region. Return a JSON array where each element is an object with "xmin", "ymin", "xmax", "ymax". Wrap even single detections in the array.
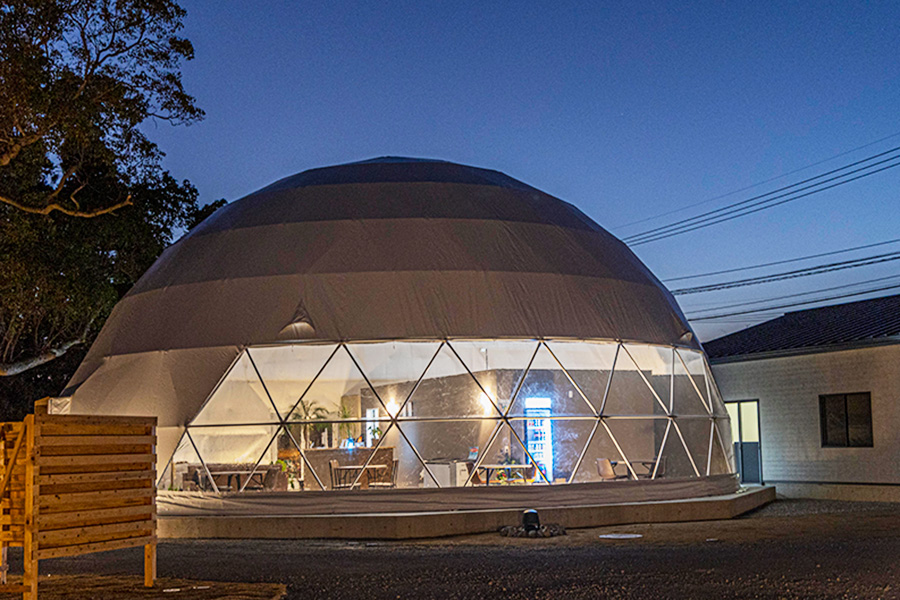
[{"xmin": 704, "ymin": 293, "xmax": 900, "ymax": 362}]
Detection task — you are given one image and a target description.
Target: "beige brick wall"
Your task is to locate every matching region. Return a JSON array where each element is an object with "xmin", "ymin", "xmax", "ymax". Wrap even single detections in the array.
[{"xmin": 711, "ymin": 344, "xmax": 900, "ymax": 496}]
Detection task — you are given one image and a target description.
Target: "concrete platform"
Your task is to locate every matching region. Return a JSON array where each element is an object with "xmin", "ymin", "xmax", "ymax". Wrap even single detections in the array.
[{"xmin": 158, "ymin": 485, "xmax": 775, "ymax": 540}]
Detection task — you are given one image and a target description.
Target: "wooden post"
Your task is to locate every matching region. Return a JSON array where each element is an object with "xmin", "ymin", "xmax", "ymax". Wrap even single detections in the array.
[
  {"xmin": 145, "ymin": 420, "xmax": 157, "ymax": 588},
  {"xmin": 144, "ymin": 543, "xmax": 156, "ymax": 588},
  {"xmin": 1, "ymin": 543, "xmax": 7, "ymax": 585},
  {"xmin": 23, "ymin": 414, "xmax": 38, "ymax": 600},
  {"xmin": 1, "ymin": 423, "xmax": 9, "ymax": 586}
]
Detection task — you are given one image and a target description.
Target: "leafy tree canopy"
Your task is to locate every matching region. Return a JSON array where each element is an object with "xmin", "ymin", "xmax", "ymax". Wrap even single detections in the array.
[
  {"xmin": 1, "ymin": 0, "xmax": 202, "ymax": 216},
  {"xmin": 0, "ymin": 1, "xmax": 218, "ymax": 406}
]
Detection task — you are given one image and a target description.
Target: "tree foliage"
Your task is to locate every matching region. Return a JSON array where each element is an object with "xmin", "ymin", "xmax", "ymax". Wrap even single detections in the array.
[
  {"xmin": 0, "ymin": 0, "xmax": 202, "ymax": 216},
  {"xmin": 0, "ymin": 0, "xmax": 215, "ymax": 403}
]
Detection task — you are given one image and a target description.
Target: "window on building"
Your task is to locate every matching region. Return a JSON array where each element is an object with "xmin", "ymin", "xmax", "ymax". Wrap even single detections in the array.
[{"xmin": 819, "ymin": 393, "xmax": 873, "ymax": 448}]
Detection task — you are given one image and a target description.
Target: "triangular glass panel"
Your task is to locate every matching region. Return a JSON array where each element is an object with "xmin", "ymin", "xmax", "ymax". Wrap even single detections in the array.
[
  {"xmin": 623, "ymin": 345, "xmax": 673, "ymax": 412},
  {"xmin": 399, "ymin": 343, "xmax": 504, "ymax": 419},
  {"xmin": 284, "ymin": 345, "xmax": 369, "ymax": 429},
  {"xmin": 602, "ymin": 348, "xmax": 667, "ymax": 417},
  {"xmin": 540, "ymin": 418, "xmax": 597, "ymax": 484},
  {"xmin": 708, "ymin": 372, "xmax": 731, "ymax": 417},
  {"xmin": 157, "ymin": 429, "xmax": 204, "ymax": 491},
  {"xmin": 478, "ymin": 420, "xmax": 551, "ymax": 485},
  {"xmin": 673, "ymin": 349, "xmax": 713, "ymax": 416},
  {"xmin": 447, "ymin": 341, "xmax": 540, "ymax": 415},
  {"xmin": 344, "ymin": 341, "xmax": 443, "ymax": 417},
  {"xmin": 570, "ymin": 420, "xmax": 630, "ymax": 483},
  {"xmin": 191, "ymin": 352, "xmax": 280, "ymax": 426},
  {"xmin": 656, "ymin": 419, "xmax": 709, "ymax": 478},
  {"xmin": 658, "ymin": 418, "xmax": 706, "ymax": 478},
  {"xmin": 545, "ymin": 341, "xmax": 617, "ymax": 415},
  {"xmin": 505, "ymin": 343, "xmax": 596, "ymax": 420},
  {"xmin": 396, "ymin": 419, "xmax": 500, "ymax": 488},
  {"xmin": 186, "ymin": 424, "xmax": 280, "ymax": 492},
  {"xmin": 273, "ymin": 425, "xmax": 326, "ymax": 491},
  {"xmin": 709, "ymin": 420, "xmax": 735, "ymax": 475},
  {"xmin": 249, "ymin": 344, "xmax": 339, "ymax": 418},
  {"xmin": 604, "ymin": 417, "xmax": 669, "ymax": 479}
]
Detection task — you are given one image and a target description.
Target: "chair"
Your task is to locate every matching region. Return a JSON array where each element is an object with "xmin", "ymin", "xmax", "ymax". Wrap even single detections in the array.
[
  {"xmin": 369, "ymin": 459, "xmax": 399, "ymax": 488},
  {"xmin": 597, "ymin": 458, "xmax": 629, "ymax": 481},
  {"xmin": 329, "ymin": 459, "xmax": 356, "ymax": 490}
]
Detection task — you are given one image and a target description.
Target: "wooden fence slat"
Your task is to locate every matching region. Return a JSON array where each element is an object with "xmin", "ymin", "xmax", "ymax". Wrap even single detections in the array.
[
  {"xmin": 39, "ymin": 435, "xmax": 156, "ymax": 447},
  {"xmin": 37, "ymin": 469, "xmax": 155, "ymax": 486},
  {"xmin": 36, "ymin": 535, "xmax": 156, "ymax": 561},
  {"xmin": 37, "ymin": 505, "xmax": 155, "ymax": 530},
  {"xmin": 40, "ymin": 444, "xmax": 154, "ymax": 458},
  {"xmin": 39, "ymin": 462, "xmax": 154, "ymax": 476},
  {"xmin": 38, "ymin": 520, "xmax": 154, "ymax": 545},
  {"xmin": 38, "ymin": 454, "xmax": 155, "ymax": 468},
  {"xmin": 39, "ymin": 424, "xmax": 152, "ymax": 437},
  {"xmin": 42, "ymin": 479, "xmax": 152, "ymax": 496},
  {"xmin": 37, "ymin": 415, "xmax": 155, "ymax": 427},
  {"xmin": 39, "ymin": 487, "xmax": 154, "ymax": 508}
]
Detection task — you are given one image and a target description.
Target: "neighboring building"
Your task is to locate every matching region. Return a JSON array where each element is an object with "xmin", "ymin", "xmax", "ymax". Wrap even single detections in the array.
[{"xmin": 706, "ymin": 294, "xmax": 900, "ymax": 501}]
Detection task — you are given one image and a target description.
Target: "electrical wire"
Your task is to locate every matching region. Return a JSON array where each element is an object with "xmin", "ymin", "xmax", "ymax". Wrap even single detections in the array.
[
  {"xmin": 627, "ymin": 155, "xmax": 900, "ymax": 245},
  {"xmin": 683, "ymin": 273, "xmax": 900, "ymax": 315},
  {"xmin": 663, "ymin": 237, "xmax": 900, "ymax": 282},
  {"xmin": 671, "ymin": 251, "xmax": 900, "ymax": 295},
  {"xmin": 612, "ymin": 130, "xmax": 900, "ymax": 231},
  {"xmin": 687, "ymin": 283, "xmax": 900, "ymax": 321},
  {"xmin": 626, "ymin": 144, "xmax": 900, "ymax": 243}
]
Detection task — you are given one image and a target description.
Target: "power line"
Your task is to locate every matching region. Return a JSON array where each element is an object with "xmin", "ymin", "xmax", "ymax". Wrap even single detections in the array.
[
  {"xmin": 632, "ymin": 160, "xmax": 900, "ymax": 245},
  {"xmin": 612, "ymin": 130, "xmax": 900, "ymax": 231},
  {"xmin": 626, "ymin": 152, "xmax": 900, "ymax": 245},
  {"xmin": 664, "ymin": 237, "xmax": 900, "ymax": 282},
  {"xmin": 684, "ymin": 273, "xmax": 900, "ymax": 315},
  {"xmin": 626, "ymin": 144, "xmax": 900, "ymax": 243},
  {"xmin": 687, "ymin": 283, "xmax": 900, "ymax": 321},
  {"xmin": 671, "ymin": 251, "xmax": 900, "ymax": 295}
]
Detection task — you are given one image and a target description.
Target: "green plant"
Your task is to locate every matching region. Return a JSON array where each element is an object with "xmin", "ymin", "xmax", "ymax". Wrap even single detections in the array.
[
  {"xmin": 290, "ymin": 397, "xmax": 329, "ymax": 449},
  {"xmin": 336, "ymin": 403, "xmax": 355, "ymax": 439}
]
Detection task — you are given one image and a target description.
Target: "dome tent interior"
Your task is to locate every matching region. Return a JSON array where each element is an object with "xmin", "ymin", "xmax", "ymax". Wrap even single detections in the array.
[{"xmin": 61, "ymin": 157, "xmax": 736, "ymax": 497}]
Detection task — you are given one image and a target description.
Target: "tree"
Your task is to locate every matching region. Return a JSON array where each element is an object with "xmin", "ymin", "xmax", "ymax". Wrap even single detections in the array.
[
  {"xmin": 0, "ymin": 0, "xmax": 213, "ymax": 406},
  {"xmin": 0, "ymin": 168, "xmax": 206, "ymax": 378},
  {"xmin": 0, "ymin": 0, "xmax": 202, "ymax": 217}
]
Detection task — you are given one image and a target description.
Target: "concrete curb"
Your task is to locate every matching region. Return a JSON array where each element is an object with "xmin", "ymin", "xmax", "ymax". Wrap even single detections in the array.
[{"xmin": 158, "ymin": 485, "xmax": 775, "ymax": 540}]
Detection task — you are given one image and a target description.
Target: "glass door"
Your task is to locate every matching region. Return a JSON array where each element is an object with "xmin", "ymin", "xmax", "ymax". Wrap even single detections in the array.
[{"xmin": 725, "ymin": 400, "xmax": 762, "ymax": 484}]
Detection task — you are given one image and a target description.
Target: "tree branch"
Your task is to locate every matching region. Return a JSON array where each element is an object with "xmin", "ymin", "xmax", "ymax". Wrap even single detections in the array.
[
  {"xmin": 0, "ymin": 339, "xmax": 83, "ymax": 377},
  {"xmin": 0, "ymin": 192, "xmax": 132, "ymax": 217},
  {"xmin": 0, "ymin": 133, "xmax": 44, "ymax": 167}
]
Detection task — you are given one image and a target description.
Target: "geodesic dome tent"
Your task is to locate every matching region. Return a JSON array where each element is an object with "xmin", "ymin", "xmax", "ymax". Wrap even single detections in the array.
[{"xmin": 63, "ymin": 157, "xmax": 735, "ymax": 495}]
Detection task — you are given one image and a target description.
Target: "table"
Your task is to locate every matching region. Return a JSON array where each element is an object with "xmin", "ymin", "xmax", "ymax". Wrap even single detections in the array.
[
  {"xmin": 611, "ymin": 459, "xmax": 658, "ymax": 478},
  {"xmin": 332, "ymin": 464, "xmax": 389, "ymax": 489},
  {"xmin": 203, "ymin": 470, "xmax": 265, "ymax": 492},
  {"xmin": 476, "ymin": 464, "xmax": 534, "ymax": 486}
]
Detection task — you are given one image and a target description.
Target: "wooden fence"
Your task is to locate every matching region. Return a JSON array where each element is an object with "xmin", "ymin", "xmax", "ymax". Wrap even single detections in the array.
[{"xmin": 0, "ymin": 399, "xmax": 157, "ymax": 599}]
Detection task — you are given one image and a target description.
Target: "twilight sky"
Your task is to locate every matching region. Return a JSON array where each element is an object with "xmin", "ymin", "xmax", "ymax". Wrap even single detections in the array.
[{"xmin": 146, "ymin": 1, "xmax": 900, "ymax": 341}]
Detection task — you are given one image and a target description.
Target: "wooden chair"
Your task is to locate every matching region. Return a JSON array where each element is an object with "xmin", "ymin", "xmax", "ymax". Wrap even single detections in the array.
[
  {"xmin": 329, "ymin": 459, "xmax": 356, "ymax": 490},
  {"xmin": 369, "ymin": 458, "xmax": 399, "ymax": 488},
  {"xmin": 596, "ymin": 458, "xmax": 629, "ymax": 481}
]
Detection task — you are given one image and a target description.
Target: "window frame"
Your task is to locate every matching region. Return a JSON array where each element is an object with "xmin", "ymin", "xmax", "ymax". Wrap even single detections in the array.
[{"xmin": 819, "ymin": 392, "xmax": 873, "ymax": 448}]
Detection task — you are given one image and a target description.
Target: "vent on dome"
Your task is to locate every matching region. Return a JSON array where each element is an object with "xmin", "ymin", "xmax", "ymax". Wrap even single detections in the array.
[{"xmin": 278, "ymin": 301, "xmax": 316, "ymax": 340}]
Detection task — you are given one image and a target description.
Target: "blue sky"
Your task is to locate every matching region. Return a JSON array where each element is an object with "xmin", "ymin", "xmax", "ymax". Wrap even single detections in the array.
[{"xmin": 147, "ymin": 1, "xmax": 900, "ymax": 340}]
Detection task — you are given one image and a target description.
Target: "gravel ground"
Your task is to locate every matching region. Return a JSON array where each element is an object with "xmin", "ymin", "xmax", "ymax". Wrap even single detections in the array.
[{"xmin": 8, "ymin": 499, "xmax": 900, "ymax": 599}]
